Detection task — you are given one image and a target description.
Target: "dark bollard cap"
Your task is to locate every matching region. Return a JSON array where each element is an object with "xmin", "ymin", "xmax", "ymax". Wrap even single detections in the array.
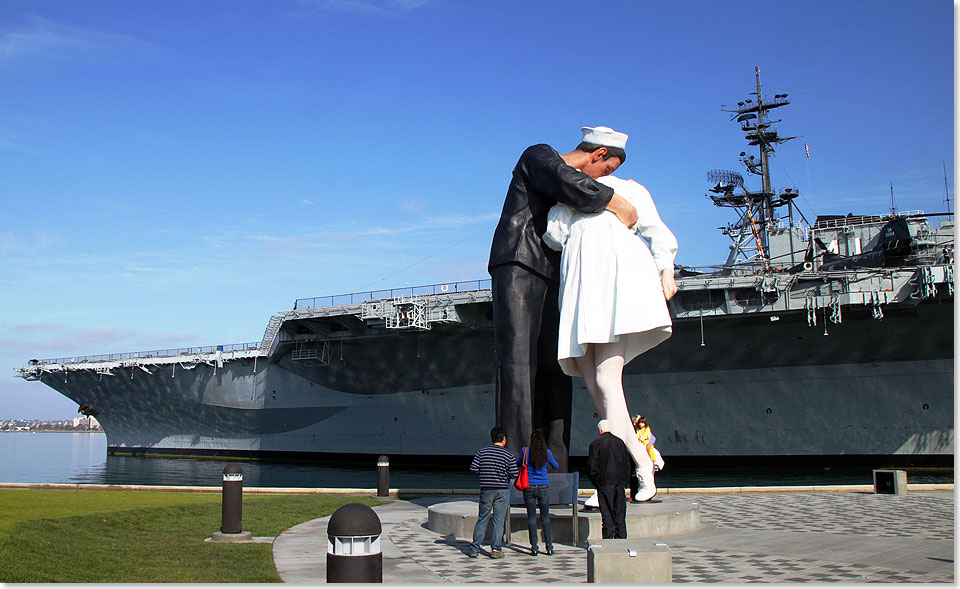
[
  {"xmin": 377, "ymin": 455, "xmax": 389, "ymax": 465},
  {"xmin": 328, "ymin": 503, "xmax": 382, "ymax": 537},
  {"xmin": 224, "ymin": 464, "xmax": 243, "ymax": 475}
]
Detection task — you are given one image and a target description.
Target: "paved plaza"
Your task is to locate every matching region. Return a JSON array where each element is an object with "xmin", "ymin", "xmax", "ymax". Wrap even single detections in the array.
[{"xmin": 273, "ymin": 488, "xmax": 954, "ymax": 583}]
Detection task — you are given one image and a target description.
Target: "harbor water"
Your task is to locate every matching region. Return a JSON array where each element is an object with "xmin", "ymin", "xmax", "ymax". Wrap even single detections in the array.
[{"xmin": 1, "ymin": 432, "xmax": 952, "ymax": 489}]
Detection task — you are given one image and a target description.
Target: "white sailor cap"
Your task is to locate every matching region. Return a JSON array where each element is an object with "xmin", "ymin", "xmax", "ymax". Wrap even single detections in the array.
[{"xmin": 581, "ymin": 125, "xmax": 628, "ymax": 149}]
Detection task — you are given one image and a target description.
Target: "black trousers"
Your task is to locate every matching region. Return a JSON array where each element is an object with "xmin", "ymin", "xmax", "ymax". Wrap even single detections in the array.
[
  {"xmin": 491, "ymin": 263, "xmax": 572, "ymax": 472},
  {"xmin": 597, "ymin": 484, "xmax": 627, "ymax": 539}
]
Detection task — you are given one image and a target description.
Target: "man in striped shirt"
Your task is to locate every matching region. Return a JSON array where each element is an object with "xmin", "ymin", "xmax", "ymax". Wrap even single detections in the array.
[{"xmin": 468, "ymin": 426, "xmax": 519, "ymax": 558}]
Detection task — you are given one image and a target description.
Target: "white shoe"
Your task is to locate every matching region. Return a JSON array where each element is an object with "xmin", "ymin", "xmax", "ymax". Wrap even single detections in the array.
[
  {"xmin": 584, "ymin": 489, "xmax": 600, "ymax": 508},
  {"xmin": 653, "ymin": 449, "xmax": 665, "ymax": 472},
  {"xmin": 634, "ymin": 466, "xmax": 657, "ymax": 502}
]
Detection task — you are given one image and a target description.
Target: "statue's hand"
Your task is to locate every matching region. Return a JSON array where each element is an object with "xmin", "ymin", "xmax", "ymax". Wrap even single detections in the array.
[
  {"xmin": 605, "ymin": 193, "xmax": 639, "ymax": 228},
  {"xmin": 660, "ymin": 269, "xmax": 678, "ymax": 301}
]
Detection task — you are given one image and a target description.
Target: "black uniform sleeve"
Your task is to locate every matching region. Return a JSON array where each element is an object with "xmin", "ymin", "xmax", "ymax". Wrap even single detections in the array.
[{"xmin": 521, "ymin": 145, "xmax": 614, "ymax": 213}]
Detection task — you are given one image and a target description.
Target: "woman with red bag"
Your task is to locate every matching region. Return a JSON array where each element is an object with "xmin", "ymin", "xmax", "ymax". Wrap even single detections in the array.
[{"xmin": 517, "ymin": 430, "xmax": 560, "ymax": 555}]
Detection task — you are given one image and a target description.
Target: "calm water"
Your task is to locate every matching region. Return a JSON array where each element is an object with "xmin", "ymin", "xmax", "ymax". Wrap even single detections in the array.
[{"xmin": 0, "ymin": 432, "xmax": 952, "ymax": 489}]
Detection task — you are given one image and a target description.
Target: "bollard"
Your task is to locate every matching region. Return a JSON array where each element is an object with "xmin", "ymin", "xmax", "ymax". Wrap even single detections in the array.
[
  {"xmin": 377, "ymin": 455, "xmax": 390, "ymax": 497},
  {"xmin": 221, "ymin": 464, "xmax": 243, "ymax": 534},
  {"xmin": 327, "ymin": 503, "xmax": 383, "ymax": 583}
]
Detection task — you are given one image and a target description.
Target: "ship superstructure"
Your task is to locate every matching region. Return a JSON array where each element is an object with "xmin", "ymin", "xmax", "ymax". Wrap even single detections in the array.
[{"xmin": 16, "ymin": 70, "xmax": 954, "ymax": 464}]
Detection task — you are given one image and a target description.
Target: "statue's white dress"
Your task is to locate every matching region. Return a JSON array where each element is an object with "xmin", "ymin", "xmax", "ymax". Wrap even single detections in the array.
[{"xmin": 543, "ymin": 175, "xmax": 678, "ymax": 377}]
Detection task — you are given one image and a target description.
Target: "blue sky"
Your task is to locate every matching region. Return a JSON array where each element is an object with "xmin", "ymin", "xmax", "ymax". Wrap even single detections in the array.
[{"xmin": 1, "ymin": 0, "xmax": 954, "ymax": 419}]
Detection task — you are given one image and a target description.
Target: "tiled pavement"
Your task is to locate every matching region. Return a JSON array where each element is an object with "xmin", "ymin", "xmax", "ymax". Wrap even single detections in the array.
[{"xmin": 275, "ymin": 490, "xmax": 955, "ymax": 583}]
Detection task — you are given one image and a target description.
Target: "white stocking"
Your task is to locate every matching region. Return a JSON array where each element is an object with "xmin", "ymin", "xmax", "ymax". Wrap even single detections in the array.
[
  {"xmin": 574, "ymin": 341, "xmax": 653, "ymax": 473},
  {"xmin": 574, "ymin": 345, "xmax": 603, "ymax": 415},
  {"xmin": 593, "ymin": 340, "xmax": 653, "ymax": 473}
]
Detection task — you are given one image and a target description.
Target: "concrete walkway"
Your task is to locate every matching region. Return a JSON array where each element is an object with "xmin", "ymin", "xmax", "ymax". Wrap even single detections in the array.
[
  {"xmin": 273, "ymin": 496, "xmax": 452, "ymax": 584},
  {"xmin": 273, "ymin": 489, "xmax": 954, "ymax": 583}
]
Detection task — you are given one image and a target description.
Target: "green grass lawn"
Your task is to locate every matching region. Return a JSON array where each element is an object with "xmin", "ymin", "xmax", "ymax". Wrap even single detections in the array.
[{"xmin": 0, "ymin": 489, "xmax": 388, "ymax": 582}]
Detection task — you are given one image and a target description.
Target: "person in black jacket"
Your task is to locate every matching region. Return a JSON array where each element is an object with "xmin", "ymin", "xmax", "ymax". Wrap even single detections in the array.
[
  {"xmin": 587, "ymin": 419, "xmax": 632, "ymax": 539},
  {"xmin": 489, "ymin": 126, "xmax": 638, "ymax": 471}
]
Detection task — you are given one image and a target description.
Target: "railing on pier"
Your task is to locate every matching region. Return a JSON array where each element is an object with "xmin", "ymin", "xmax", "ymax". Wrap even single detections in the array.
[{"xmin": 294, "ymin": 279, "xmax": 492, "ymax": 310}]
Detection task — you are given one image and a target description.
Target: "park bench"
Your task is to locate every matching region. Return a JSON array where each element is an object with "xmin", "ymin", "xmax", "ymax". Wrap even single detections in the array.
[{"xmin": 504, "ymin": 471, "xmax": 580, "ymax": 546}]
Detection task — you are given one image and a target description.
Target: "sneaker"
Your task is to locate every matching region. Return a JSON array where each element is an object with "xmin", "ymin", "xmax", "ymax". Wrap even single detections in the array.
[
  {"xmin": 545, "ymin": 547, "xmax": 554, "ymax": 556},
  {"xmin": 490, "ymin": 551, "xmax": 505, "ymax": 559},
  {"xmin": 530, "ymin": 546, "xmax": 538, "ymax": 556},
  {"xmin": 468, "ymin": 552, "xmax": 479, "ymax": 558}
]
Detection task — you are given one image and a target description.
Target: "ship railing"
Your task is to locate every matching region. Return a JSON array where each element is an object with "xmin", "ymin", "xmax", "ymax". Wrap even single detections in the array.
[
  {"xmin": 34, "ymin": 342, "xmax": 262, "ymax": 366},
  {"xmin": 676, "ymin": 263, "xmax": 786, "ymax": 277},
  {"xmin": 810, "ymin": 212, "xmax": 928, "ymax": 231},
  {"xmin": 812, "ymin": 215, "xmax": 882, "ymax": 230},
  {"xmin": 293, "ymin": 279, "xmax": 493, "ymax": 310},
  {"xmin": 772, "ymin": 218, "xmax": 810, "ymax": 235},
  {"xmin": 897, "ymin": 209, "xmax": 925, "ymax": 218}
]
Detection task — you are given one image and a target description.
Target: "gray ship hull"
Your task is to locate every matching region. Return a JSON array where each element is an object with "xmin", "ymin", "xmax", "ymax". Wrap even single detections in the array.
[
  {"xmin": 36, "ymin": 295, "xmax": 953, "ymax": 462},
  {"xmin": 19, "ymin": 72, "xmax": 955, "ymax": 466}
]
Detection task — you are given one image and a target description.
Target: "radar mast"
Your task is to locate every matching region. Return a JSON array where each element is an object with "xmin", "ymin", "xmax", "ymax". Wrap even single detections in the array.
[{"xmin": 708, "ymin": 67, "xmax": 801, "ymax": 270}]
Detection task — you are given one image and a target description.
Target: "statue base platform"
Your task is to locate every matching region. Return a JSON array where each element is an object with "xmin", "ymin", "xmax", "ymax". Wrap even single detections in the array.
[{"xmin": 427, "ymin": 497, "xmax": 702, "ymax": 545}]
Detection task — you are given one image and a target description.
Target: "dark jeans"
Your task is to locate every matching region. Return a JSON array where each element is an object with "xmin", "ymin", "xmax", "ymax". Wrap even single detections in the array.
[
  {"xmin": 470, "ymin": 487, "xmax": 509, "ymax": 554},
  {"xmin": 491, "ymin": 263, "xmax": 572, "ymax": 471},
  {"xmin": 522, "ymin": 484, "xmax": 553, "ymax": 551},
  {"xmin": 597, "ymin": 484, "xmax": 627, "ymax": 539}
]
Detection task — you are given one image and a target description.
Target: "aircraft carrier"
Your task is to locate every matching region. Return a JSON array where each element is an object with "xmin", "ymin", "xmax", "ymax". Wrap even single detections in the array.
[{"xmin": 16, "ymin": 69, "xmax": 954, "ymax": 465}]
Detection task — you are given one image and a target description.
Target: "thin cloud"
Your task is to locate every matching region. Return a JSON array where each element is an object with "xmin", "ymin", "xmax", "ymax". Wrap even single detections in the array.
[
  {"xmin": 423, "ymin": 212, "xmax": 500, "ymax": 228},
  {"xmin": 325, "ymin": 211, "xmax": 498, "ymax": 241},
  {"xmin": 0, "ymin": 128, "xmax": 39, "ymax": 155},
  {"xmin": 0, "ymin": 16, "xmax": 152, "ymax": 64},
  {"xmin": 11, "ymin": 323, "xmax": 65, "ymax": 332},
  {"xmin": 398, "ymin": 196, "xmax": 427, "ymax": 212},
  {"xmin": 2, "ymin": 324, "xmax": 201, "ymax": 358},
  {"xmin": 0, "ymin": 229, "xmax": 59, "ymax": 255},
  {"xmin": 3, "ymin": 325, "xmax": 135, "ymax": 352},
  {"xmin": 290, "ymin": 0, "xmax": 429, "ymax": 17},
  {"xmin": 207, "ymin": 211, "xmax": 498, "ymax": 248}
]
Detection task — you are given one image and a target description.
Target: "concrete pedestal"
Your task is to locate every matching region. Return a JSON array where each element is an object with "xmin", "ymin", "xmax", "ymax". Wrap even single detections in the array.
[
  {"xmin": 207, "ymin": 531, "xmax": 255, "ymax": 543},
  {"xmin": 427, "ymin": 499, "xmax": 701, "ymax": 544},
  {"xmin": 587, "ymin": 538, "xmax": 672, "ymax": 583},
  {"xmin": 873, "ymin": 469, "xmax": 908, "ymax": 494}
]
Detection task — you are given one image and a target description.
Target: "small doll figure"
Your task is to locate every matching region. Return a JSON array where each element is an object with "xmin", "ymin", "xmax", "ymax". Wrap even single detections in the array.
[{"xmin": 634, "ymin": 415, "xmax": 665, "ymax": 472}]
